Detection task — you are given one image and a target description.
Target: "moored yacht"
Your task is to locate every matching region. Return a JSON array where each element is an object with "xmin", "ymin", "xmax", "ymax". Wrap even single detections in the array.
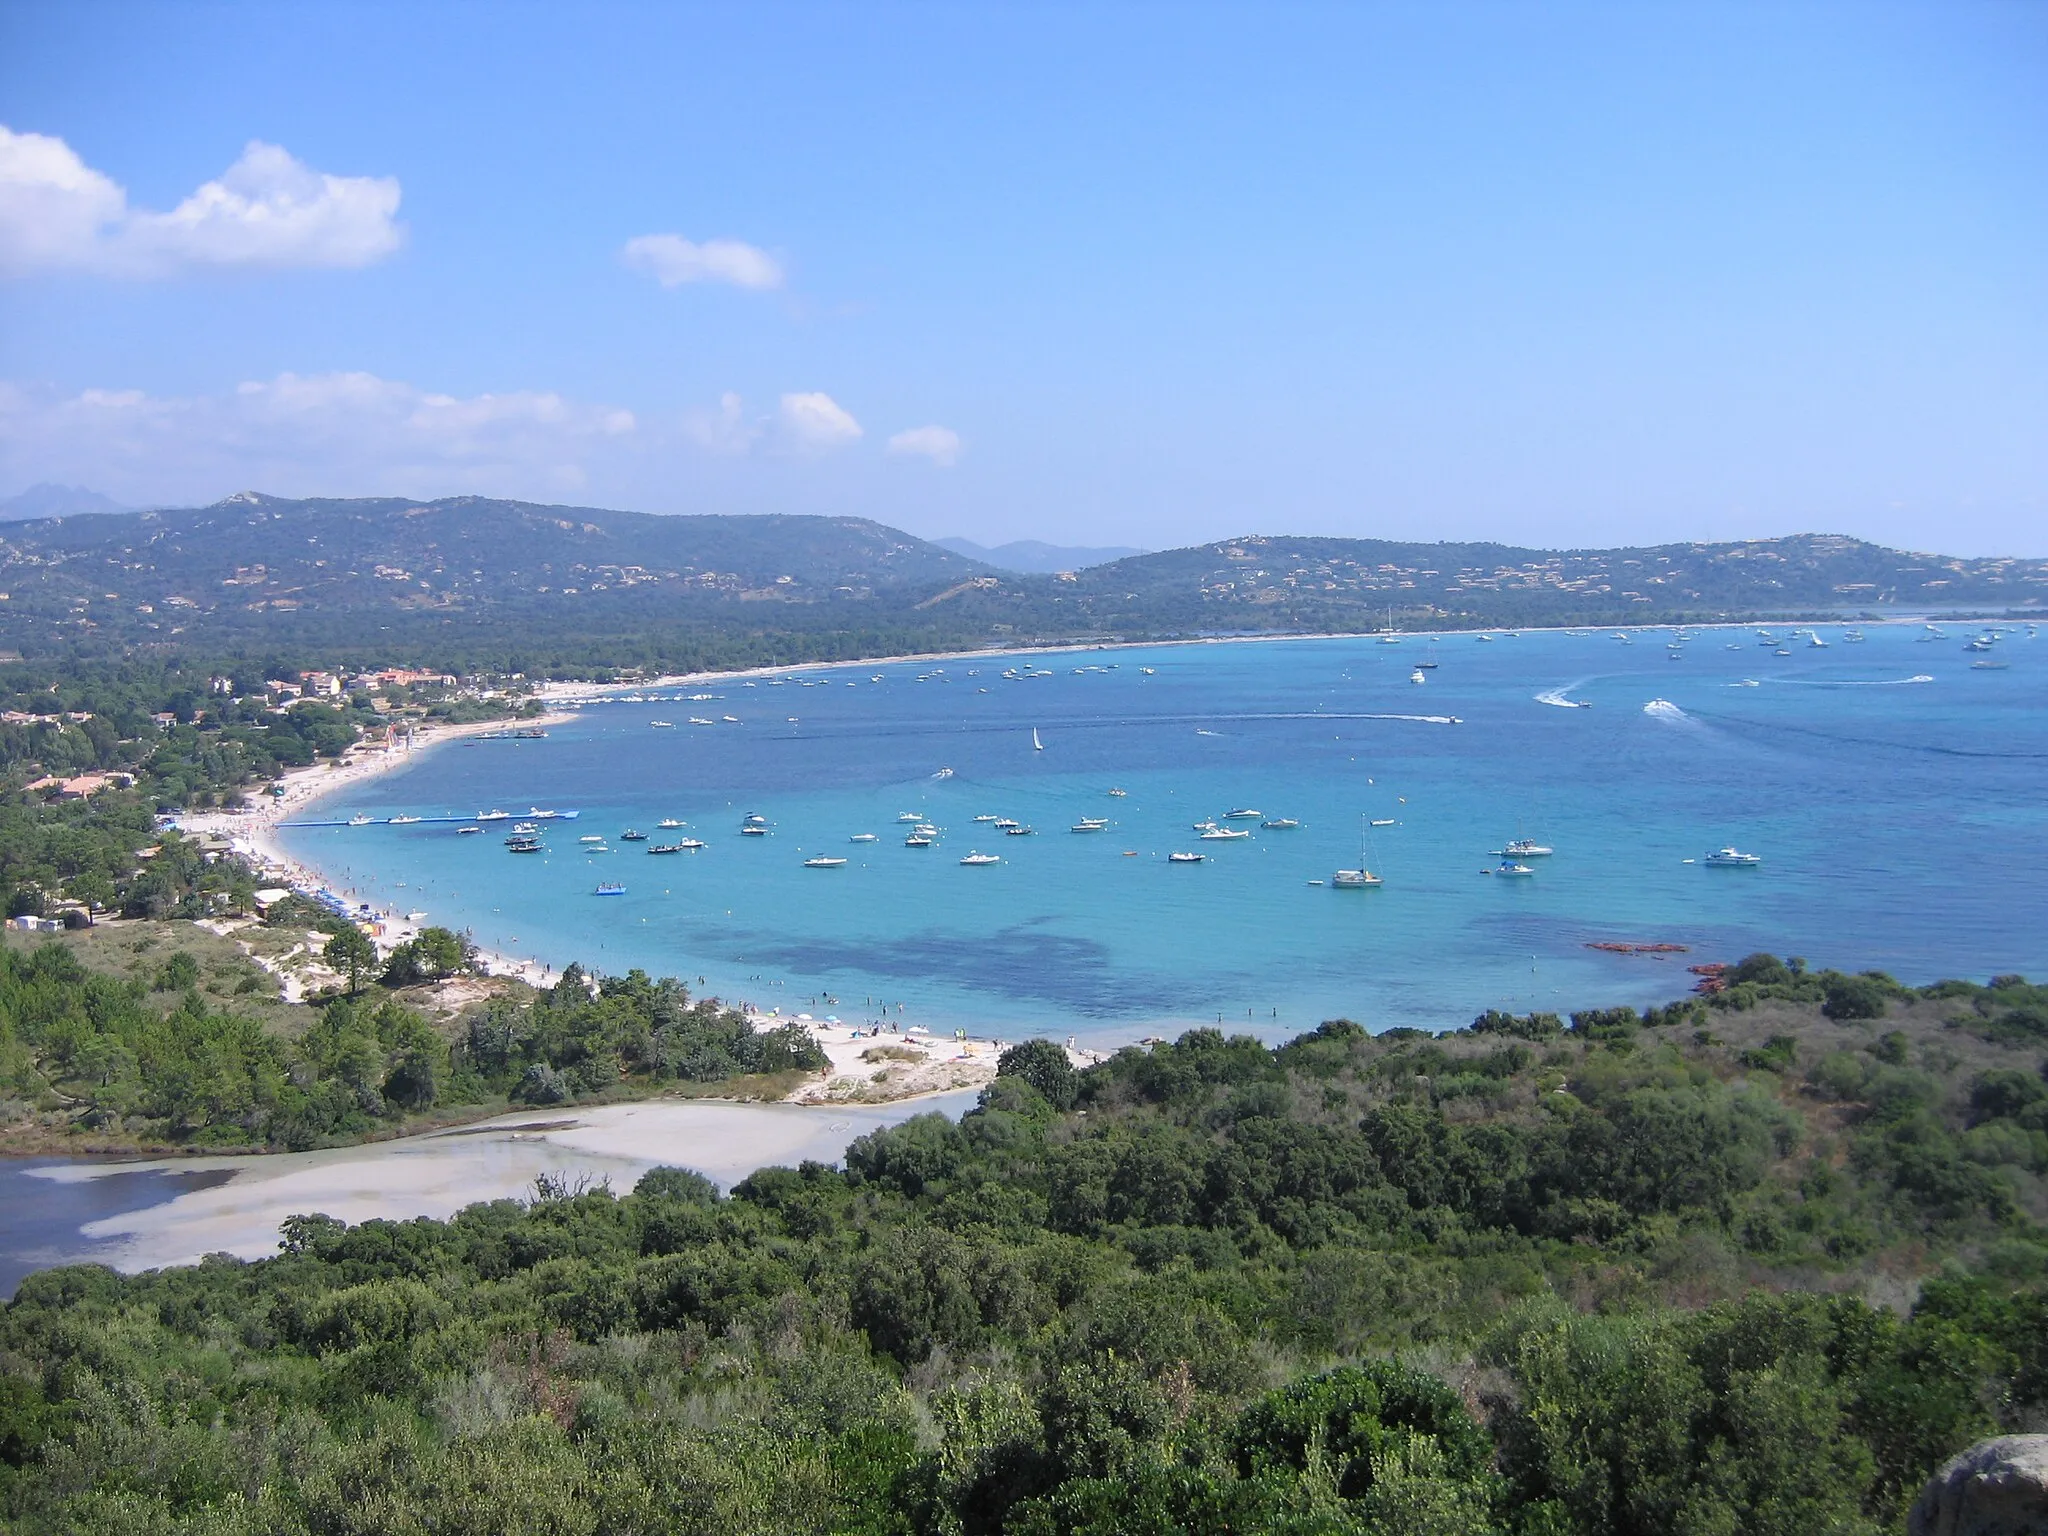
[
  {"xmin": 803, "ymin": 856, "xmax": 848, "ymax": 869},
  {"xmin": 1332, "ymin": 867, "xmax": 1382, "ymax": 887},
  {"xmin": 1703, "ymin": 846, "xmax": 1762, "ymax": 867},
  {"xmin": 959, "ymin": 851, "xmax": 1001, "ymax": 866},
  {"xmin": 1491, "ymin": 839, "xmax": 1554, "ymax": 858}
]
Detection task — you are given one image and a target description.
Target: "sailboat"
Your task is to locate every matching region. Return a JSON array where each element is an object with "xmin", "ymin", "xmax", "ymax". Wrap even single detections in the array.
[
  {"xmin": 1032, "ymin": 728, "xmax": 1044, "ymax": 751},
  {"xmin": 1333, "ymin": 816, "xmax": 1383, "ymax": 888}
]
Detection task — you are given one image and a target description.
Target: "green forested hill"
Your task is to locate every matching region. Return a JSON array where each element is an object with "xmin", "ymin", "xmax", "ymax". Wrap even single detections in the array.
[{"xmin": 1, "ymin": 494, "xmax": 2041, "ymax": 670}]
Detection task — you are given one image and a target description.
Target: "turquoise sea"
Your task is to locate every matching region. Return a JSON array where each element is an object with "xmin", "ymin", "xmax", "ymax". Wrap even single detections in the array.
[{"xmin": 279, "ymin": 624, "xmax": 2047, "ymax": 1044}]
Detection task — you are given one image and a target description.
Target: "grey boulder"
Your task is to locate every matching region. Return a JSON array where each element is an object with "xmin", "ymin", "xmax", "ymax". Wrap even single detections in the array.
[{"xmin": 1910, "ymin": 1435, "xmax": 2048, "ymax": 1536}]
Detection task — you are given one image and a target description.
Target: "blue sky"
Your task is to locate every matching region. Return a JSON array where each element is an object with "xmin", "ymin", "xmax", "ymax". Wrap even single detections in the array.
[{"xmin": 1, "ymin": 2, "xmax": 2042, "ymax": 554}]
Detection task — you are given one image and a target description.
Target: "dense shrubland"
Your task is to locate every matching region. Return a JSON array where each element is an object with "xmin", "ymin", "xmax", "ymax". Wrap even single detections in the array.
[
  {"xmin": 0, "ymin": 945, "xmax": 824, "ymax": 1152},
  {"xmin": 2, "ymin": 956, "xmax": 2042, "ymax": 1533}
]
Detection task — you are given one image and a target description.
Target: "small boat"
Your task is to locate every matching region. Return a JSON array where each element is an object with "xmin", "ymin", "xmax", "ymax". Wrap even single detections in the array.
[
  {"xmin": 897, "ymin": 812, "xmax": 923, "ymax": 823},
  {"xmin": 1139, "ymin": 667, "xmax": 1155, "ymax": 675},
  {"xmin": 1167, "ymin": 851, "xmax": 1205, "ymax": 864},
  {"xmin": 905, "ymin": 834, "xmax": 935, "ymax": 847},
  {"xmin": 803, "ymin": 856, "xmax": 848, "ymax": 869},
  {"xmin": 1224, "ymin": 809, "xmax": 1261, "ymax": 819},
  {"xmin": 740, "ymin": 824, "xmax": 770, "ymax": 836},
  {"xmin": 1199, "ymin": 827, "xmax": 1249, "ymax": 841},
  {"xmin": 1492, "ymin": 839, "xmax": 1554, "ymax": 858},
  {"xmin": 689, "ymin": 717, "xmax": 715, "ymax": 726},
  {"xmin": 458, "ymin": 826, "xmax": 483, "ymax": 835},
  {"xmin": 1032, "ymin": 728, "xmax": 1044, "ymax": 751},
  {"xmin": 1703, "ymin": 846, "xmax": 1761, "ymax": 867},
  {"xmin": 477, "ymin": 809, "xmax": 510, "ymax": 821},
  {"xmin": 677, "ymin": 838, "xmax": 706, "ymax": 850},
  {"xmin": 994, "ymin": 818, "xmax": 1022, "ymax": 830},
  {"xmin": 1774, "ymin": 648, "xmax": 1791, "ymax": 656},
  {"xmin": 508, "ymin": 842, "xmax": 544, "ymax": 854},
  {"xmin": 1003, "ymin": 825, "xmax": 1036, "ymax": 836},
  {"xmin": 723, "ymin": 716, "xmax": 741, "ymax": 723},
  {"xmin": 595, "ymin": 883, "xmax": 625, "ymax": 896},
  {"xmin": 972, "ymin": 814, "xmax": 1000, "ymax": 823},
  {"xmin": 388, "ymin": 814, "xmax": 421, "ymax": 825},
  {"xmin": 914, "ymin": 823, "xmax": 938, "ymax": 838},
  {"xmin": 1262, "ymin": 818, "xmax": 1300, "ymax": 830},
  {"xmin": 620, "ymin": 830, "xmax": 647, "ymax": 841},
  {"xmin": 528, "ymin": 808, "xmax": 561, "ymax": 820},
  {"xmin": 658, "ymin": 818, "xmax": 683, "ymax": 828},
  {"xmin": 348, "ymin": 814, "xmax": 376, "ymax": 826},
  {"xmin": 650, "ymin": 720, "xmax": 675, "ymax": 729},
  {"xmin": 579, "ymin": 834, "xmax": 606, "ymax": 844},
  {"xmin": 960, "ymin": 852, "xmax": 1001, "ymax": 866},
  {"xmin": 850, "ymin": 833, "xmax": 880, "ymax": 843},
  {"xmin": 1370, "ymin": 818, "xmax": 1398, "ymax": 827},
  {"xmin": 1491, "ymin": 861, "xmax": 1536, "ymax": 877},
  {"xmin": 512, "ymin": 822, "xmax": 538, "ymax": 834},
  {"xmin": 648, "ymin": 844, "xmax": 683, "ymax": 855},
  {"xmin": 1410, "ymin": 668, "xmax": 1426, "ymax": 684},
  {"xmin": 1108, "ymin": 787, "xmax": 1128, "ymax": 797},
  {"xmin": 743, "ymin": 813, "xmax": 769, "ymax": 825},
  {"xmin": 1071, "ymin": 818, "xmax": 1109, "ymax": 832}
]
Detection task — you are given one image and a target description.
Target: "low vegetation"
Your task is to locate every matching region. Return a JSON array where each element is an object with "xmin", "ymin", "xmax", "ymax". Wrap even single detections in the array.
[{"xmin": 1, "ymin": 954, "xmax": 2041, "ymax": 1532}]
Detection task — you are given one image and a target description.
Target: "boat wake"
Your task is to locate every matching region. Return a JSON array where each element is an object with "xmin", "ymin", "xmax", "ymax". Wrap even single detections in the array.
[
  {"xmin": 1534, "ymin": 677, "xmax": 1593, "ymax": 708},
  {"xmin": 1642, "ymin": 698, "xmax": 1691, "ymax": 723},
  {"xmin": 1766, "ymin": 675, "xmax": 1937, "ymax": 688}
]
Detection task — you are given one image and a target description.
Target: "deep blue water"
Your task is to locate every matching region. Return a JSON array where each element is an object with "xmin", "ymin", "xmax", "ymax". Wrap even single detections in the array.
[{"xmin": 280, "ymin": 624, "xmax": 2048, "ymax": 1044}]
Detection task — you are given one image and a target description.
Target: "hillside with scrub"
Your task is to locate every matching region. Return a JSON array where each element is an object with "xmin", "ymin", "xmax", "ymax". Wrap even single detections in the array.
[{"xmin": 2, "ymin": 953, "xmax": 2044, "ymax": 1533}]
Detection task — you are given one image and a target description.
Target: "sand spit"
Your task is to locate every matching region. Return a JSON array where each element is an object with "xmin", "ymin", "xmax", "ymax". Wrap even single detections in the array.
[{"xmin": 32, "ymin": 1093, "xmax": 984, "ymax": 1274}]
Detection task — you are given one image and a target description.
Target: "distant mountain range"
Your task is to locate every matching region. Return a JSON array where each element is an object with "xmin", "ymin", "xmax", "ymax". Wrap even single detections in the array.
[
  {"xmin": 1, "ymin": 484, "xmax": 132, "ymax": 521},
  {"xmin": 0, "ymin": 492, "xmax": 2039, "ymax": 669},
  {"xmin": 934, "ymin": 536, "xmax": 1149, "ymax": 573}
]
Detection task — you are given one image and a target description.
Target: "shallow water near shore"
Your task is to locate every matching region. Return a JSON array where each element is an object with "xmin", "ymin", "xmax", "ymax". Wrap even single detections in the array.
[{"xmin": 281, "ymin": 625, "xmax": 2048, "ymax": 1042}]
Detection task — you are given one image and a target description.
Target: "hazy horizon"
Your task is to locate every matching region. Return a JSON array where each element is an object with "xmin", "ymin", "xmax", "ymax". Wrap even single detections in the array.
[{"xmin": 2, "ymin": 3, "xmax": 2041, "ymax": 558}]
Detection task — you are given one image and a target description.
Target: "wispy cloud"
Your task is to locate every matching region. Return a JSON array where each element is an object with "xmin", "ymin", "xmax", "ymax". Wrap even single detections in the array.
[
  {"xmin": 887, "ymin": 425, "xmax": 963, "ymax": 467},
  {"xmin": 777, "ymin": 391, "xmax": 863, "ymax": 452},
  {"xmin": 0, "ymin": 373, "xmax": 632, "ymax": 501},
  {"xmin": 621, "ymin": 232, "xmax": 783, "ymax": 290},
  {"xmin": 0, "ymin": 127, "xmax": 403, "ymax": 278}
]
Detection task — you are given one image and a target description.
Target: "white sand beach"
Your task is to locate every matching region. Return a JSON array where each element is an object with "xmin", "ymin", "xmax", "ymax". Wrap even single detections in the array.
[{"xmin": 31, "ymin": 1092, "xmax": 985, "ymax": 1273}]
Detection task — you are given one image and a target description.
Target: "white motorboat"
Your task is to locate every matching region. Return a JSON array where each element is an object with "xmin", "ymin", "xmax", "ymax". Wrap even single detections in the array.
[
  {"xmin": 850, "ymin": 833, "xmax": 879, "ymax": 843},
  {"xmin": 1070, "ymin": 820, "xmax": 1108, "ymax": 833},
  {"xmin": 458, "ymin": 826, "xmax": 483, "ymax": 835},
  {"xmin": 1262, "ymin": 818, "xmax": 1301, "ymax": 829},
  {"xmin": 1371, "ymin": 818, "xmax": 1398, "ymax": 827},
  {"xmin": 1224, "ymin": 808, "xmax": 1261, "ymax": 819},
  {"xmin": 1703, "ymin": 846, "xmax": 1762, "ymax": 867},
  {"xmin": 1004, "ymin": 825, "xmax": 1035, "ymax": 836},
  {"xmin": 1108, "ymin": 787, "xmax": 1128, "ymax": 797},
  {"xmin": 1410, "ymin": 668, "xmax": 1426, "ymax": 684},
  {"xmin": 1192, "ymin": 819, "xmax": 1219, "ymax": 832},
  {"xmin": 1199, "ymin": 827, "xmax": 1250, "ymax": 841},
  {"xmin": 388, "ymin": 814, "xmax": 420, "ymax": 825},
  {"xmin": 579, "ymin": 834, "xmax": 605, "ymax": 843},
  {"xmin": 740, "ymin": 824, "xmax": 770, "ymax": 836},
  {"xmin": 905, "ymin": 834, "xmax": 935, "ymax": 847},
  {"xmin": 348, "ymin": 814, "xmax": 376, "ymax": 826},
  {"xmin": 897, "ymin": 812, "xmax": 923, "ymax": 823},
  {"xmin": 803, "ymin": 856, "xmax": 848, "ymax": 869},
  {"xmin": 657, "ymin": 818, "xmax": 683, "ymax": 828},
  {"xmin": 1491, "ymin": 861, "xmax": 1535, "ymax": 877},
  {"xmin": 959, "ymin": 852, "xmax": 1001, "ymax": 866},
  {"xmin": 971, "ymin": 814, "xmax": 1000, "ymax": 823},
  {"xmin": 994, "ymin": 818, "xmax": 1022, "ymax": 830},
  {"xmin": 650, "ymin": 720, "xmax": 675, "ymax": 729},
  {"xmin": 1168, "ymin": 851, "xmax": 1205, "ymax": 863},
  {"xmin": 676, "ymin": 838, "xmax": 706, "ymax": 850}
]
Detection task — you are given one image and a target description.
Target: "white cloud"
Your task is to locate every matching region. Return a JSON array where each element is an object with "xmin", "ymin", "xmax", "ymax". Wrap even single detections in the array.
[
  {"xmin": 0, "ymin": 372, "xmax": 632, "ymax": 502},
  {"xmin": 0, "ymin": 127, "xmax": 403, "ymax": 278},
  {"xmin": 887, "ymin": 425, "xmax": 963, "ymax": 467},
  {"xmin": 681, "ymin": 391, "xmax": 762, "ymax": 455},
  {"xmin": 621, "ymin": 232, "xmax": 783, "ymax": 290},
  {"xmin": 777, "ymin": 391, "xmax": 863, "ymax": 452}
]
